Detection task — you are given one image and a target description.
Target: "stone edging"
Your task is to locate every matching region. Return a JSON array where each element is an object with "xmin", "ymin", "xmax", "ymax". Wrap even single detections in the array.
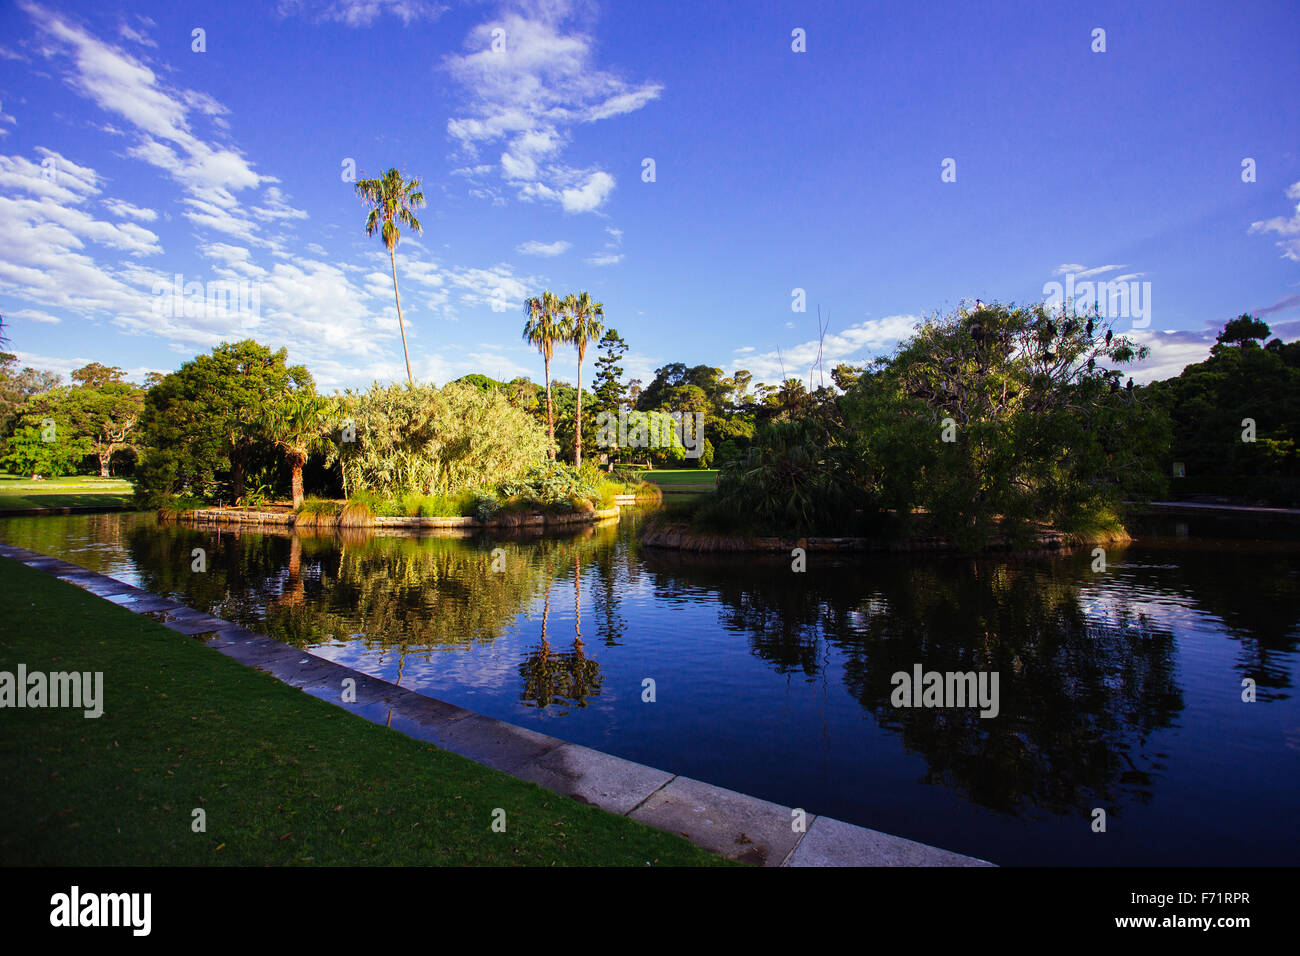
[
  {"xmin": 642, "ymin": 527, "xmax": 1068, "ymax": 553},
  {"xmin": 0, "ymin": 542, "xmax": 993, "ymax": 868},
  {"xmin": 170, "ymin": 505, "xmax": 621, "ymax": 529}
]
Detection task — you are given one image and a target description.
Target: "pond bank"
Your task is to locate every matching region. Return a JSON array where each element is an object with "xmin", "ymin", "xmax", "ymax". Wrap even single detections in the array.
[
  {"xmin": 640, "ymin": 524, "xmax": 1095, "ymax": 554},
  {"xmin": 0, "ymin": 540, "xmax": 994, "ymax": 868},
  {"xmin": 165, "ymin": 505, "xmax": 622, "ymax": 530}
]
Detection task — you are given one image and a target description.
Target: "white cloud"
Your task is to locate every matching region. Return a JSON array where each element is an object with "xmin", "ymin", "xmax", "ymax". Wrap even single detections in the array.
[
  {"xmin": 443, "ymin": 0, "xmax": 661, "ymax": 214},
  {"xmin": 278, "ymin": 0, "xmax": 449, "ymax": 27},
  {"xmin": 9, "ymin": 308, "xmax": 62, "ymax": 325},
  {"xmin": 1250, "ymin": 181, "xmax": 1300, "ymax": 262},
  {"xmin": 27, "ymin": 3, "xmax": 266, "ymax": 218},
  {"xmin": 1053, "ymin": 263, "xmax": 1124, "ymax": 279},
  {"xmin": 101, "ymin": 197, "xmax": 157, "ymax": 221},
  {"xmin": 0, "ymin": 148, "xmax": 99, "ymax": 204},
  {"xmin": 251, "ymin": 185, "xmax": 308, "ymax": 222},
  {"xmin": 516, "ymin": 239, "xmax": 570, "ymax": 257},
  {"xmin": 741, "ymin": 314, "xmax": 921, "ymax": 385},
  {"xmin": 584, "ymin": 252, "xmax": 622, "ymax": 266}
]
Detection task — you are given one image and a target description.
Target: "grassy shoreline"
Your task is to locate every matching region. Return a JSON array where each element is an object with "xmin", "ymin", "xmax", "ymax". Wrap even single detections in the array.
[
  {"xmin": 0, "ymin": 474, "xmax": 133, "ymax": 511},
  {"xmin": 0, "ymin": 557, "xmax": 725, "ymax": 866}
]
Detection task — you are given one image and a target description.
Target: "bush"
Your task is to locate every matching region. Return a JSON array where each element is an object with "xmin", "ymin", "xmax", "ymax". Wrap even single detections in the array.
[{"xmin": 498, "ymin": 461, "xmax": 600, "ymax": 509}]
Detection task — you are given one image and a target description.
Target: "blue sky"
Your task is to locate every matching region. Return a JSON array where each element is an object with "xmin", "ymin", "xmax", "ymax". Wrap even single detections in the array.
[{"xmin": 1, "ymin": 0, "xmax": 1298, "ymax": 392}]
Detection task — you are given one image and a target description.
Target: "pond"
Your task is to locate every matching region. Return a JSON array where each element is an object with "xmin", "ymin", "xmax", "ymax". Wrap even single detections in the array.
[{"xmin": 2, "ymin": 509, "xmax": 1297, "ymax": 866}]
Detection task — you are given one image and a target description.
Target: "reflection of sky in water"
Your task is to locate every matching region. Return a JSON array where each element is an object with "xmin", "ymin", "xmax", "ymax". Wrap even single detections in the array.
[{"xmin": 3, "ymin": 511, "xmax": 1298, "ymax": 867}]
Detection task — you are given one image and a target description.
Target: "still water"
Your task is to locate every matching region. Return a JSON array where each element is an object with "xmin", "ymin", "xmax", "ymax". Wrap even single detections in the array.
[{"xmin": 2, "ymin": 509, "xmax": 1296, "ymax": 866}]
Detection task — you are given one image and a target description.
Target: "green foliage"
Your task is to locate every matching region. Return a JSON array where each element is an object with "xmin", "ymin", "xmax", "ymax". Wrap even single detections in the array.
[
  {"xmin": 498, "ymin": 461, "xmax": 601, "ymax": 510},
  {"xmin": 333, "ymin": 380, "xmax": 548, "ymax": 499},
  {"xmin": 0, "ymin": 353, "xmax": 61, "ymax": 439},
  {"xmin": 713, "ymin": 417, "xmax": 861, "ymax": 534},
  {"xmin": 1, "ymin": 424, "xmax": 91, "ymax": 478},
  {"xmin": 842, "ymin": 301, "xmax": 1169, "ymax": 546},
  {"xmin": 592, "ymin": 328, "xmax": 628, "ymax": 412},
  {"xmin": 135, "ymin": 340, "xmax": 311, "ymax": 506},
  {"xmin": 1147, "ymin": 314, "xmax": 1299, "ymax": 503}
]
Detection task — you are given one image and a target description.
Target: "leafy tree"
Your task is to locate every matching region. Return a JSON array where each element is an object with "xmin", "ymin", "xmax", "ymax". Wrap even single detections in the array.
[
  {"xmin": 355, "ymin": 167, "xmax": 425, "ymax": 385},
  {"xmin": 136, "ymin": 341, "xmax": 310, "ymax": 504},
  {"xmin": 70, "ymin": 362, "xmax": 126, "ymax": 389},
  {"xmin": 1214, "ymin": 314, "xmax": 1271, "ymax": 351},
  {"xmin": 1147, "ymin": 315, "xmax": 1299, "ymax": 502},
  {"xmin": 10, "ymin": 370, "xmax": 145, "ymax": 477},
  {"xmin": 1, "ymin": 353, "xmax": 61, "ymax": 438},
  {"xmin": 592, "ymin": 328, "xmax": 628, "ymax": 412},
  {"xmin": 1, "ymin": 423, "xmax": 90, "ymax": 477},
  {"xmin": 842, "ymin": 301, "xmax": 1169, "ymax": 546}
]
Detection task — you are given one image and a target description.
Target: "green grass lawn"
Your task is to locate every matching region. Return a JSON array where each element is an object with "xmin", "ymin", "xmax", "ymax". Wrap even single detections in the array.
[
  {"xmin": 633, "ymin": 469, "xmax": 717, "ymax": 489},
  {"xmin": 0, "ymin": 472, "xmax": 134, "ymax": 510},
  {"xmin": 0, "ymin": 557, "xmax": 727, "ymax": 866}
]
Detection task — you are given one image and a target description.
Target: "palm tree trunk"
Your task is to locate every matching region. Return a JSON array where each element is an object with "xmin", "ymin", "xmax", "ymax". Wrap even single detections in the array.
[
  {"xmin": 390, "ymin": 247, "xmax": 413, "ymax": 386},
  {"xmin": 544, "ymin": 354, "xmax": 555, "ymax": 460},
  {"xmin": 575, "ymin": 348, "xmax": 583, "ymax": 468},
  {"xmin": 291, "ymin": 460, "xmax": 304, "ymax": 509}
]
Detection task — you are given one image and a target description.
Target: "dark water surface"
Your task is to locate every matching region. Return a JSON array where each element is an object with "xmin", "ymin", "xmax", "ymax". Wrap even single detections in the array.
[{"xmin": 3, "ymin": 509, "xmax": 1297, "ymax": 866}]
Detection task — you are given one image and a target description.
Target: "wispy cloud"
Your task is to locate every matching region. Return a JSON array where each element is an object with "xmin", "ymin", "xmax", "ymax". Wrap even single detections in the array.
[
  {"xmin": 277, "ymin": 0, "xmax": 449, "ymax": 27},
  {"xmin": 443, "ymin": 0, "xmax": 661, "ymax": 214},
  {"xmin": 1250, "ymin": 181, "xmax": 1300, "ymax": 262},
  {"xmin": 739, "ymin": 314, "xmax": 921, "ymax": 385},
  {"xmin": 516, "ymin": 239, "xmax": 570, "ymax": 257}
]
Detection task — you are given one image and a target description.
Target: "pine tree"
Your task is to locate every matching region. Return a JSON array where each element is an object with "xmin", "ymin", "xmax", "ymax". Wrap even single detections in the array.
[{"xmin": 593, "ymin": 328, "xmax": 629, "ymax": 412}]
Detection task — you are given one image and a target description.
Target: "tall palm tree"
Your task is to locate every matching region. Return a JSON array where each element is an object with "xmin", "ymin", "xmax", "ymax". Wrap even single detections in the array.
[
  {"xmin": 522, "ymin": 290, "xmax": 569, "ymax": 460},
  {"xmin": 566, "ymin": 291, "xmax": 605, "ymax": 468},
  {"xmin": 355, "ymin": 168, "xmax": 425, "ymax": 385},
  {"xmin": 261, "ymin": 389, "xmax": 330, "ymax": 508}
]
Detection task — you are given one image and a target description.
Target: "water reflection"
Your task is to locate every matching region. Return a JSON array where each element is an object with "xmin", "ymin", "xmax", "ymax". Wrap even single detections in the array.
[{"xmin": 2, "ymin": 511, "xmax": 1296, "ymax": 864}]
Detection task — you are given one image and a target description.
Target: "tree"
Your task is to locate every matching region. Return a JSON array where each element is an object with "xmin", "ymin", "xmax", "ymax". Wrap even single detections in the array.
[
  {"xmin": 1, "ymin": 353, "xmax": 61, "ymax": 438},
  {"xmin": 70, "ymin": 362, "xmax": 126, "ymax": 389},
  {"xmin": 260, "ymin": 388, "xmax": 330, "ymax": 507},
  {"xmin": 593, "ymin": 328, "xmax": 628, "ymax": 413},
  {"xmin": 136, "ymin": 340, "xmax": 310, "ymax": 504},
  {"xmin": 522, "ymin": 291, "xmax": 569, "ymax": 460},
  {"xmin": 1, "ymin": 423, "xmax": 89, "ymax": 477},
  {"xmin": 355, "ymin": 168, "xmax": 425, "ymax": 385},
  {"xmin": 1215, "ymin": 314, "xmax": 1270, "ymax": 351},
  {"xmin": 841, "ymin": 300, "xmax": 1169, "ymax": 546},
  {"xmin": 566, "ymin": 291, "xmax": 605, "ymax": 467},
  {"xmin": 8, "ymin": 370, "xmax": 145, "ymax": 477},
  {"xmin": 1147, "ymin": 315, "xmax": 1299, "ymax": 502}
]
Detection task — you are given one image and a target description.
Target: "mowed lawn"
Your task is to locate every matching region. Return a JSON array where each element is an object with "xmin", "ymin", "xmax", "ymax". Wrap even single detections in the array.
[
  {"xmin": 0, "ymin": 557, "xmax": 727, "ymax": 866},
  {"xmin": 633, "ymin": 469, "xmax": 717, "ymax": 491},
  {"xmin": 0, "ymin": 473, "xmax": 134, "ymax": 510}
]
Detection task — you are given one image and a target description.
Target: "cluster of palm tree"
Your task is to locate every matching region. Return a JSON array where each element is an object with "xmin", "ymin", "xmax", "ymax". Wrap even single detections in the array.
[
  {"xmin": 351, "ymin": 166, "xmax": 608, "ymax": 469},
  {"xmin": 522, "ymin": 291, "xmax": 605, "ymax": 466}
]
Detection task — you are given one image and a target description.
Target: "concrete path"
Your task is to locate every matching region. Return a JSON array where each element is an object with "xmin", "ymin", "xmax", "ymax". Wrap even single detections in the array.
[{"xmin": 0, "ymin": 541, "xmax": 993, "ymax": 868}]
